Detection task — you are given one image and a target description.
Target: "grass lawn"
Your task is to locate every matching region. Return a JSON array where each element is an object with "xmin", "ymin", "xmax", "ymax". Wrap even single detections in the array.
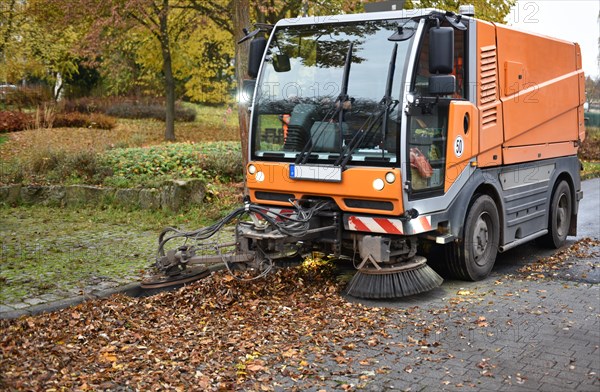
[
  {"xmin": 0, "ymin": 205, "xmax": 157, "ymax": 302},
  {"xmin": 0, "ymin": 181, "xmax": 243, "ymax": 305}
]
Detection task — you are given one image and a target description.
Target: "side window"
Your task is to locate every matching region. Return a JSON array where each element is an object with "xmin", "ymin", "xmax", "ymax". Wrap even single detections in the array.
[
  {"xmin": 408, "ymin": 102, "xmax": 449, "ymax": 192},
  {"xmin": 408, "ymin": 25, "xmax": 464, "ymax": 195}
]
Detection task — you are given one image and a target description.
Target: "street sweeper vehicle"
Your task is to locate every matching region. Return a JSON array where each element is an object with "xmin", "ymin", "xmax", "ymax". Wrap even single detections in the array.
[{"xmin": 143, "ymin": 7, "xmax": 586, "ymax": 299}]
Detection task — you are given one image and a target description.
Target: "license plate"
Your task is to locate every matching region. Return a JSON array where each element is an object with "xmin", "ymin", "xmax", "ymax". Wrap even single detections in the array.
[{"xmin": 289, "ymin": 164, "xmax": 342, "ymax": 182}]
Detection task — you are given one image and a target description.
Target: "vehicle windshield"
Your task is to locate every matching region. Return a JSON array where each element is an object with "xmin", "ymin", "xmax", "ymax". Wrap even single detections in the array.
[{"xmin": 251, "ymin": 18, "xmax": 417, "ymax": 165}]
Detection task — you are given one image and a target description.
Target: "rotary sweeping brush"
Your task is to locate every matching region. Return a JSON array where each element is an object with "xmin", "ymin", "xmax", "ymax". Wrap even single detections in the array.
[{"xmin": 345, "ymin": 256, "xmax": 443, "ymax": 299}]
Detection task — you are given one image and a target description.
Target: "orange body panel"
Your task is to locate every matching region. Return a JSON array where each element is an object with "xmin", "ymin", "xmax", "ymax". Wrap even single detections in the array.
[
  {"xmin": 496, "ymin": 25, "xmax": 579, "ymax": 96},
  {"xmin": 503, "ymin": 141, "xmax": 578, "ymax": 164},
  {"xmin": 445, "ymin": 101, "xmax": 479, "ymax": 193},
  {"xmin": 494, "ymin": 24, "xmax": 584, "ymax": 164},
  {"xmin": 502, "ymin": 73, "xmax": 581, "ymax": 144},
  {"xmin": 247, "ymin": 163, "xmax": 404, "ymax": 215},
  {"xmin": 504, "ymin": 108, "xmax": 579, "ymax": 148}
]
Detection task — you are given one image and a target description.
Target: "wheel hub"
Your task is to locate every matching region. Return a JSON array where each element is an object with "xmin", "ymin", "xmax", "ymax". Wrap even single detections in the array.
[
  {"xmin": 472, "ymin": 213, "xmax": 489, "ymax": 265},
  {"xmin": 557, "ymin": 194, "xmax": 568, "ymax": 237}
]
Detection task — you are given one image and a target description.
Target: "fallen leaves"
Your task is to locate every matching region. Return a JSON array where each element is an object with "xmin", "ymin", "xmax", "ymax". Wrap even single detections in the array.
[
  {"xmin": 456, "ymin": 289, "xmax": 473, "ymax": 296},
  {"xmin": 0, "ymin": 267, "xmax": 438, "ymax": 390},
  {"xmin": 477, "ymin": 358, "xmax": 496, "ymax": 377},
  {"xmin": 474, "ymin": 316, "xmax": 489, "ymax": 328},
  {"xmin": 518, "ymin": 238, "xmax": 600, "ymax": 280}
]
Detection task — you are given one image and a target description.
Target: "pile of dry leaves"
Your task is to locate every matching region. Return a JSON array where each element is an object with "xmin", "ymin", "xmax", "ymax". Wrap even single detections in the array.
[{"xmin": 1, "ymin": 267, "xmax": 413, "ymax": 391}]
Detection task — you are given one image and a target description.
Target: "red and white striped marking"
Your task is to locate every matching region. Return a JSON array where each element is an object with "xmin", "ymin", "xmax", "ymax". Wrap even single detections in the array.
[
  {"xmin": 345, "ymin": 215, "xmax": 432, "ymax": 235},
  {"xmin": 408, "ymin": 215, "xmax": 432, "ymax": 234}
]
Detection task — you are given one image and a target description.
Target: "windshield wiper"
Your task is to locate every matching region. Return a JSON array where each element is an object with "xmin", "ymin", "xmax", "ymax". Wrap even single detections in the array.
[
  {"xmin": 336, "ymin": 43, "xmax": 399, "ymax": 169},
  {"xmin": 295, "ymin": 42, "xmax": 354, "ymax": 165}
]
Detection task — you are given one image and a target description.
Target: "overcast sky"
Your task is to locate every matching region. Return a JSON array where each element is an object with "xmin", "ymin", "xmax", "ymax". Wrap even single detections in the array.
[{"xmin": 506, "ymin": 0, "xmax": 599, "ymax": 78}]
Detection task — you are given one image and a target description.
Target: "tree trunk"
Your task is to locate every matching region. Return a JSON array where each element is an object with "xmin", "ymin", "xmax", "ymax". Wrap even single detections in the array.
[
  {"xmin": 233, "ymin": 0, "xmax": 251, "ymax": 166},
  {"xmin": 53, "ymin": 72, "xmax": 64, "ymax": 101},
  {"xmin": 160, "ymin": 0, "xmax": 176, "ymax": 141}
]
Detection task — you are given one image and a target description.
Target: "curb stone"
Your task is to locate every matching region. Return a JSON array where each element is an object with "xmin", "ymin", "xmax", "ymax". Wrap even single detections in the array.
[
  {"xmin": 0, "ymin": 282, "xmax": 142, "ymax": 320},
  {"xmin": 0, "ymin": 265, "xmax": 225, "ymax": 320}
]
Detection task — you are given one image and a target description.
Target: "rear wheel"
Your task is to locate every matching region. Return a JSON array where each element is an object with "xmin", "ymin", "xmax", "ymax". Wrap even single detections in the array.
[
  {"xmin": 538, "ymin": 180, "xmax": 572, "ymax": 248},
  {"xmin": 449, "ymin": 194, "xmax": 500, "ymax": 281}
]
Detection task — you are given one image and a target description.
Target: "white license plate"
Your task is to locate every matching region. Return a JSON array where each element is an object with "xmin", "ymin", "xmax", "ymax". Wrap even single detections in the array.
[{"xmin": 289, "ymin": 164, "xmax": 342, "ymax": 182}]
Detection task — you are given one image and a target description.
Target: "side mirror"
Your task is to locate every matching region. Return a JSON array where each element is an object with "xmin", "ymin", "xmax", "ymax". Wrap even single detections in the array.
[
  {"xmin": 273, "ymin": 54, "xmax": 291, "ymax": 72},
  {"xmin": 248, "ymin": 37, "xmax": 267, "ymax": 78},
  {"xmin": 429, "ymin": 26, "xmax": 454, "ymax": 74},
  {"xmin": 429, "ymin": 75, "xmax": 456, "ymax": 95}
]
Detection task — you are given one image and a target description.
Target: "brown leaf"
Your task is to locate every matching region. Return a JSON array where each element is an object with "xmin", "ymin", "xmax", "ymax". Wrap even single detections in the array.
[
  {"xmin": 282, "ymin": 348, "xmax": 297, "ymax": 358},
  {"xmin": 99, "ymin": 352, "xmax": 118, "ymax": 363}
]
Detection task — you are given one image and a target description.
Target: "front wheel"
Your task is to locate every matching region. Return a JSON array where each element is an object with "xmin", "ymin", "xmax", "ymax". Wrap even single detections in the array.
[
  {"xmin": 449, "ymin": 194, "xmax": 500, "ymax": 281},
  {"xmin": 538, "ymin": 180, "xmax": 572, "ymax": 248}
]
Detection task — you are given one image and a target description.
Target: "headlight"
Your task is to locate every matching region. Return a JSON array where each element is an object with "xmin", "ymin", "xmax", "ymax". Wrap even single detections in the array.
[
  {"xmin": 256, "ymin": 171, "xmax": 265, "ymax": 182},
  {"xmin": 373, "ymin": 178, "xmax": 385, "ymax": 191},
  {"xmin": 248, "ymin": 164, "xmax": 257, "ymax": 175},
  {"xmin": 385, "ymin": 172, "xmax": 396, "ymax": 184}
]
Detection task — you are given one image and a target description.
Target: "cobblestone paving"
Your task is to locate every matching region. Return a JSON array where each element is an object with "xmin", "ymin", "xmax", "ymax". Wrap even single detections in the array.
[{"xmin": 343, "ymin": 279, "xmax": 599, "ymax": 391}]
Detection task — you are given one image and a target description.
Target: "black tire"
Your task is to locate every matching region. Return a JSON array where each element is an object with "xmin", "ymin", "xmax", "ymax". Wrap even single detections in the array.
[
  {"xmin": 538, "ymin": 180, "xmax": 572, "ymax": 248},
  {"xmin": 449, "ymin": 194, "xmax": 500, "ymax": 281}
]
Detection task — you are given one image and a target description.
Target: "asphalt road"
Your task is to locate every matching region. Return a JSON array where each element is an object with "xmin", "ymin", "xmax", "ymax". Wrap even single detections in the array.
[{"xmin": 576, "ymin": 177, "xmax": 600, "ymax": 240}]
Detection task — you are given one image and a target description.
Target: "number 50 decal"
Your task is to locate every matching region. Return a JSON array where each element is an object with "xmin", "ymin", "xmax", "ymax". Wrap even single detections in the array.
[{"xmin": 454, "ymin": 135, "xmax": 464, "ymax": 158}]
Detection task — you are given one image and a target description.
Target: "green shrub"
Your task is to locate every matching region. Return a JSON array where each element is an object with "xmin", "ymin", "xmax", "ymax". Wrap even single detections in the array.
[
  {"xmin": 2, "ymin": 141, "xmax": 242, "ymax": 188},
  {"xmin": 103, "ymin": 143, "xmax": 206, "ymax": 181},
  {"xmin": 102, "ymin": 141, "xmax": 242, "ymax": 186},
  {"xmin": 30, "ymin": 148, "xmax": 67, "ymax": 174},
  {"xmin": 26, "ymin": 148, "xmax": 111, "ymax": 184},
  {"xmin": 0, "ymin": 160, "xmax": 25, "ymax": 184},
  {"xmin": 0, "ymin": 111, "xmax": 31, "ymax": 133},
  {"xmin": 197, "ymin": 142, "xmax": 244, "ymax": 181}
]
